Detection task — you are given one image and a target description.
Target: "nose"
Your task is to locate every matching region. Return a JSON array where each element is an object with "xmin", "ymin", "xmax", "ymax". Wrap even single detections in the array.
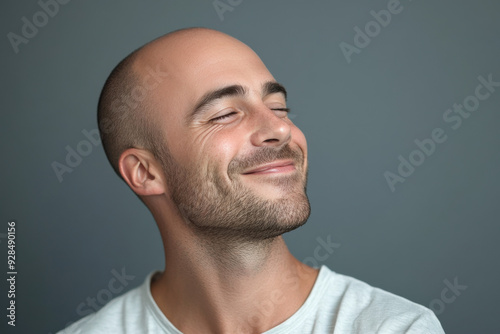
[{"xmin": 249, "ymin": 104, "xmax": 292, "ymax": 148}]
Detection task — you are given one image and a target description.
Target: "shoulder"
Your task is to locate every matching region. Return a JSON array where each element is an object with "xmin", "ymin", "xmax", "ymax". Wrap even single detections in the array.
[
  {"xmin": 317, "ymin": 266, "xmax": 445, "ymax": 333},
  {"xmin": 56, "ymin": 272, "xmax": 157, "ymax": 334}
]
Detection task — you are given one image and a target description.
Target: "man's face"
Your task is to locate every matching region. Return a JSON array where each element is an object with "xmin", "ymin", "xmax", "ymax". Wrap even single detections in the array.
[{"xmin": 142, "ymin": 31, "xmax": 310, "ymax": 242}]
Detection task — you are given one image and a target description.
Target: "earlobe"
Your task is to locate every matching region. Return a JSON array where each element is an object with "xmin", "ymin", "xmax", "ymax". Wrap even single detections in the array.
[{"xmin": 119, "ymin": 148, "xmax": 165, "ymax": 197}]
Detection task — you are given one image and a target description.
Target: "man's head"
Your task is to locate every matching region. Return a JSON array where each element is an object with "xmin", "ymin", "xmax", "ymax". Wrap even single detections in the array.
[{"xmin": 98, "ymin": 28, "xmax": 311, "ymax": 243}]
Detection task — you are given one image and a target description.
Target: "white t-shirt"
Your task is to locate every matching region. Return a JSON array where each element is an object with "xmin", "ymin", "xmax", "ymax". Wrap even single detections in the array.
[{"xmin": 57, "ymin": 265, "xmax": 445, "ymax": 333}]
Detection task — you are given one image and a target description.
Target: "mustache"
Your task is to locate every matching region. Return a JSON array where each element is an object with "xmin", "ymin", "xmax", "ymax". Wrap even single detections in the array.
[{"xmin": 228, "ymin": 144, "xmax": 304, "ymax": 175}]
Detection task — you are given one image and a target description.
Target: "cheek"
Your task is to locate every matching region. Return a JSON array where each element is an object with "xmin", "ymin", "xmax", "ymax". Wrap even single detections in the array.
[
  {"xmin": 291, "ymin": 126, "xmax": 307, "ymax": 153},
  {"xmin": 168, "ymin": 123, "xmax": 224, "ymax": 167},
  {"xmin": 208, "ymin": 135, "xmax": 241, "ymax": 169},
  {"xmin": 195, "ymin": 130, "xmax": 243, "ymax": 177},
  {"xmin": 190, "ymin": 118, "xmax": 242, "ymax": 152},
  {"xmin": 290, "ymin": 126, "xmax": 308, "ymax": 173}
]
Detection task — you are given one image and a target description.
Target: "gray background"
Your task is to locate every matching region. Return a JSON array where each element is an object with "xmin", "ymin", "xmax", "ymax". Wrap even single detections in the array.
[{"xmin": 1, "ymin": 0, "xmax": 499, "ymax": 333}]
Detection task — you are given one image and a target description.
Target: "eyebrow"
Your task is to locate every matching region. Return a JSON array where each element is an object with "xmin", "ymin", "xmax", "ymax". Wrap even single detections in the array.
[
  {"xmin": 186, "ymin": 81, "xmax": 287, "ymax": 124},
  {"xmin": 262, "ymin": 81, "xmax": 287, "ymax": 100}
]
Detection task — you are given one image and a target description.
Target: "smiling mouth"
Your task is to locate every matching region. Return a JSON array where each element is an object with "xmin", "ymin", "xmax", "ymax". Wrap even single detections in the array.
[{"xmin": 242, "ymin": 160, "xmax": 296, "ymax": 175}]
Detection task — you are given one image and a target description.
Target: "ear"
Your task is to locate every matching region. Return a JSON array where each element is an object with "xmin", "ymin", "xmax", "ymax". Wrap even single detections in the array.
[{"xmin": 118, "ymin": 148, "xmax": 165, "ymax": 197}]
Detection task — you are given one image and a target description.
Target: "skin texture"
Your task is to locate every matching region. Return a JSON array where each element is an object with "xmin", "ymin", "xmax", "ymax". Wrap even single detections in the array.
[{"xmin": 118, "ymin": 28, "xmax": 319, "ymax": 334}]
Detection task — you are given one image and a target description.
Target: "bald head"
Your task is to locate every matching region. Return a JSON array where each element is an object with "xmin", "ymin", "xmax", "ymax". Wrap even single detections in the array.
[
  {"xmin": 97, "ymin": 28, "xmax": 263, "ymax": 179},
  {"xmin": 97, "ymin": 27, "xmax": 309, "ymax": 239}
]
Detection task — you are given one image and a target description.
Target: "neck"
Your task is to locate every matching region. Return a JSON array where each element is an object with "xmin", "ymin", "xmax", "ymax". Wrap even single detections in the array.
[{"xmin": 150, "ymin": 209, "xmax": 319, "ymax": 334}]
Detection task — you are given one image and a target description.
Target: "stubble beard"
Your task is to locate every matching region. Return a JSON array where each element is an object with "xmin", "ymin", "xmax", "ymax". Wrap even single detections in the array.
[{"xmin": 158, "ymin": 144, "xmax": 311, "ymax": 245}]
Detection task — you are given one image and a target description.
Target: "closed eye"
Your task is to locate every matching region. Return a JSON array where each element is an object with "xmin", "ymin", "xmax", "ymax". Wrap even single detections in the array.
[
  {"xmin": 271, "ymin": 108, "xmax": 290, "ymax": 113},
  {"xmin": 272, "ymin": 107, "xmax": 291, "ymax": 118},
  {"xmin": 210, "ymin": 108, "xmax": 291, "ymax": 122},
  {"xmin": 210, "ymin": 111, "xmax": 238, "ymax": 122}
]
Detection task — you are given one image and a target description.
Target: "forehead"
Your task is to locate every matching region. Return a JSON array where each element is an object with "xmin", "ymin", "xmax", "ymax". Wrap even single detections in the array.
[{"xmin": 135, "ymin": 32, "xmax": 276, "ymax": 115}]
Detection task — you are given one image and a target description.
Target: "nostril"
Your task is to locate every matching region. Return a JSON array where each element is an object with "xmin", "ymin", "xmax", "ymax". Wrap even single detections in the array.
[{"xmin": 264, "ymin": 138, "xmax": 279, "ymax": 143}]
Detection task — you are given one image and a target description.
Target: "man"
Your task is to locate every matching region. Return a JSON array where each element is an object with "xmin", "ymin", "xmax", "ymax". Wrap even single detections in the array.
[{"xmin": 58, "ymin": 28, "xmax": 445, "ymax": 333}]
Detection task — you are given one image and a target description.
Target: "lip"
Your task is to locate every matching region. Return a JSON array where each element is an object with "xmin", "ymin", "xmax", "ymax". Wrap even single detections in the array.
[{"xmin": 242, "ymin": 160, "xmax": 295, "ymax": 174}]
